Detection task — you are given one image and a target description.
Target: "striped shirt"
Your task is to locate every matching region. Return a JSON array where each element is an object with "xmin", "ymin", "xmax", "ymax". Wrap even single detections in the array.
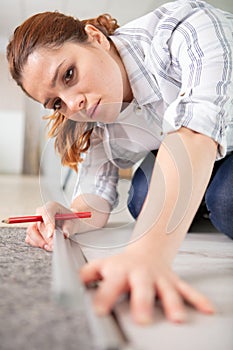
[{"xmin": 73, "ymin": 0, "xmax": 233, "ymax": 209}]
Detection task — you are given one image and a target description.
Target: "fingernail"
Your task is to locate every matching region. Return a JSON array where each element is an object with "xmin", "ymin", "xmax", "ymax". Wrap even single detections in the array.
[
  {"xmin": 44, "ymin": 244, "xmax": 52, "ymax": 252},
  {"xmin": 63, "ymin": 231, "xmax": 70, "ymax": 239}
]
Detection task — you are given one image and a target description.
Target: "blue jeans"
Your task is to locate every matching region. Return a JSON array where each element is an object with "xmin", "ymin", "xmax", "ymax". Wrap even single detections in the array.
[{"xmin": 127, "ymin": 151, "xmax": 233, "ymax": 239}]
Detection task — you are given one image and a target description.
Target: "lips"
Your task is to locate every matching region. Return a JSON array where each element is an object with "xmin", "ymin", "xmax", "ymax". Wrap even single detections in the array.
[{"xmin": 88, "ymin": 99, "xmax": 100, "ymax": 119}]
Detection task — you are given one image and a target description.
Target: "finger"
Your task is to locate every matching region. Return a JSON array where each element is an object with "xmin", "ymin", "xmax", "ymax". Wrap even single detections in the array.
[
  {"xmin": 36, "ymin": 204, "xmax": 56, "ymax": 239},
  {"xmin": 25, "ymin": 235, "xmax": 53, "ymax": 252},
  {"xmin": 174, "ymin": 278, "xmax": 215, "ymax": 314},
  {"xmin": 80, "ymin": 260, "xmax": 104, "ymax": 284},
  {"xmin": 129, "ymin": 271, "xmax": 155, "ymax": 324},
  {"xmin": 26, "ymin": 224, "xmax": 47, "ymax": 249},
  {"xmin": 26, "ymin": 224, "xmax": 53, "ymax": 251},
  {"xmin": 62, "ymin": 219, "xmax": 79, "ymax": 238},
  {"xmin": 36, "ymin": 221, "xmax": 54, "ymax": 242},
  {"xmin": 156, "ymin": 277, "xmax": 186, "ymax": 323},
  {"xmin": 80, "ymin": 260, "xmax": 128, "ymax": 315},
  {"xmin": 25, "ymin": 234, "xmax": 41, "ymax": 248},
  {"xmin": 93, "ymin": 275, "xmax": 127, "ymax": 316}
]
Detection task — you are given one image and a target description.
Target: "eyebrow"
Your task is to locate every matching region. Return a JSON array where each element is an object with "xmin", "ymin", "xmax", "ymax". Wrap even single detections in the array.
[{"xmin": 43, "ymin": 59, "xmax": 66, "ymax": 109}]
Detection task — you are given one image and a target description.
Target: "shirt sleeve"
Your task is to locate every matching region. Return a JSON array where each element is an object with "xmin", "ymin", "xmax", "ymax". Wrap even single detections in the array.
[
  {"xmin": 72, "ymin": 127, "xmax": 119, "ymax": 210},
  {"xmin": 163, "ymin": 8, "xmax": 233, "ymax": 159}
]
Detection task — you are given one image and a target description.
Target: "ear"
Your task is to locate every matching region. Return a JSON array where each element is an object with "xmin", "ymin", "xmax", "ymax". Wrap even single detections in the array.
[{"xmin": 85, "ymin": 24, "xmax": 110, "ymax": 50}]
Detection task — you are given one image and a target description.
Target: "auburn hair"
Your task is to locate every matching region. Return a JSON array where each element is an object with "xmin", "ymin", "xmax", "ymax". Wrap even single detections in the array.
[{"xmin": 6, "ymin": 11, "xmax": 119, "ymax": 171}]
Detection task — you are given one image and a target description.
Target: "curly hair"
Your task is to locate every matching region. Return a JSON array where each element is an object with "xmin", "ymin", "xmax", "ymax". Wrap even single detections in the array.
[{"xmin": 6, "ymin": 11, "xmax": 119, "ymax": 171}]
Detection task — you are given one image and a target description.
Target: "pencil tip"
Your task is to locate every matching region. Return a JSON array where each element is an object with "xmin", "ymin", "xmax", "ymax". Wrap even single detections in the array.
[{"xmin": 1, "ymin": 219, "xmax": 7, "ymax": 223}]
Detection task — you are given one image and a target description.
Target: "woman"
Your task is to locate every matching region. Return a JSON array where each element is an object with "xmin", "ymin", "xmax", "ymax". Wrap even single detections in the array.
[{"xmin": 7, "ymin": 0, "xmax": 233, "ymax": 324}]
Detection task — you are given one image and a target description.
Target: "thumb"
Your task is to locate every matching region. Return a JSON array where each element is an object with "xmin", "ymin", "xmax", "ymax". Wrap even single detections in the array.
[
  {"xmin": 62, "ymin": 219, "xmax": 79, "ymax": 238},
  {"xmin": 37, "ymin": 205, "xmax": 56, "ymax": 239},
  {"xmin": 45, "ymin": 221, "xmax": 55, "ymax": 239},
  {"xmin": 43, "ymin": 212, "xmax": 56, "ymax": 239}
]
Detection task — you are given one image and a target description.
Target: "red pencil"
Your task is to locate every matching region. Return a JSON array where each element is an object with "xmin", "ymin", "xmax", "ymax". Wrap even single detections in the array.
[{"xmin": 1, "ymin": 212, "xmax": 91, "ymax": 224}]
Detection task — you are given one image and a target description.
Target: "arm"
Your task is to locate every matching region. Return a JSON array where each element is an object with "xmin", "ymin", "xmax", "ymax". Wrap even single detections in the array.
[
  {"xmin": 129, "ymin": 127, "xmax": 217, "ymax": 261},
  {"xmin": 80, "ymin": 127, "xmax": 217, "ymax": 323},
  {"xmin": 25, "ymin": 127, "xmax": 117, "ymax": 250},
  {"xmin": 70, "ymin": 193, "xmax": 111, "ymax": 233}
]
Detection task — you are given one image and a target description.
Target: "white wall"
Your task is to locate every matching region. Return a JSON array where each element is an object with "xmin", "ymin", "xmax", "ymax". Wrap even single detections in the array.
[
  {"xmin": 0, "ymin": 52, "xmax": 44, "ymax": 174},
  {"xmin": 0, "ymin": 53, "xmax": 25, "ymax": 173},
  {"xmin": 0, "ymin": 110, "xmax": 25, "ymax": 173},
  {"xmin": 0, "ymin": 54, "xmax": 25, "ymax": 111}
]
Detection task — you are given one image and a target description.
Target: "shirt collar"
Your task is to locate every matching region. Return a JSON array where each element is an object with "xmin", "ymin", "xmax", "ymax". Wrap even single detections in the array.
[{"xmin": 110, "ymin": 35, "xmax": 162, "ymax": 106}]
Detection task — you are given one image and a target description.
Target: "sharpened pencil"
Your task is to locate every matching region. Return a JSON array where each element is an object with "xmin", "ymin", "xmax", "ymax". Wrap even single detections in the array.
[{"xmin": 1, "ymin": 212, "xmax": 91, "ymax": 224}]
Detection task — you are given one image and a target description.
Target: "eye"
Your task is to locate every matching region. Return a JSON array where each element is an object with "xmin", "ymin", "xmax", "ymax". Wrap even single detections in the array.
[
  {"xmin": 64, "ymin": 67, "xmax": 74, "ymax": 83},
  {"xmin": 53, "ymin": 98, "xmax": 62, "ymax": 111}
]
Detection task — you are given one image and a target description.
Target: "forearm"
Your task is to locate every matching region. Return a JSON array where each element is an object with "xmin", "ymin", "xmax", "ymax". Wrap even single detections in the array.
[
  {"xmin": 127, "ymin": 127, "xmax": 217, "ymax": 263},
  {"xmin": 71, "ymin": 193, "xmax": 111, "ymax": 233}
]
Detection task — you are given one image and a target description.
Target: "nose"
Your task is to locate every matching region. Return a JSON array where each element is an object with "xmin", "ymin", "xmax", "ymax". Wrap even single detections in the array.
[{"xmin": 62, "ymin": 92, "xmax": 86, "ymax": 117}]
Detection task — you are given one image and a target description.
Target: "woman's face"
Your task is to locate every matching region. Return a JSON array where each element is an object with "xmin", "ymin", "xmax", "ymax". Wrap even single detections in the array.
[{"xmin": 22, "ymin": 26, "xmax": 131, "ymax": 123}]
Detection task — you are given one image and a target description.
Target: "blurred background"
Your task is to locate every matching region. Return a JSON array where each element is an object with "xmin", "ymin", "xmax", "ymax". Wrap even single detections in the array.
[{"xmin": 0, "ymin": 0, "xmax": 232, "ymax": 176}]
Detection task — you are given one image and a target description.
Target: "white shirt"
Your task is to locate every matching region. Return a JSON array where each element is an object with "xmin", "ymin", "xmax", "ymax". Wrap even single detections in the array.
[{"xmin": 73, "ymin": 0, "xmax": 233, "ymax": 209}]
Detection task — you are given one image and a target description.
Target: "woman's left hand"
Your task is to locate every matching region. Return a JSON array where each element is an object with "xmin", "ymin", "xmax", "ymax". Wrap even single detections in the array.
[{"xmin": 80, "ymin": 251, "xmax": 215, "ymax": 324}]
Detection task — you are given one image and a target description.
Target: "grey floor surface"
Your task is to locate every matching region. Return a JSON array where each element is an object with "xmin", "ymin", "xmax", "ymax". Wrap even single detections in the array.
[
  {"xmin": 1, "ymin": 175, "xmax": 233, "ymax": 350},
  {"xmin": 0, "ymin": 227, "xmax": 94, "ymax": 350}
]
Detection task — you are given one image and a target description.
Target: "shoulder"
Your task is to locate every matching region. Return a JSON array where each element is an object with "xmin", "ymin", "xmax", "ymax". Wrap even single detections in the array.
[{"xmin": 113, "ymin": 0, "xmax": 221, "ymax": 40}]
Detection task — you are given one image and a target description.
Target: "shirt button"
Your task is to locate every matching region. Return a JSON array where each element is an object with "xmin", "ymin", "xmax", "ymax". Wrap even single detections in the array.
[
  {"xmin": 135, "ymin": 105, "xmax": 142, "ymax": 115},
  {"xmin": 160, "ymin": 131, "xmax": 163, "ymax": 136}
]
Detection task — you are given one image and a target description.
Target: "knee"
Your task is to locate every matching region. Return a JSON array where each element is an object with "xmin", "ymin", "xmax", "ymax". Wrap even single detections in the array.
[
  {"xmin": 127, "ymin": 168, "xmax": 148, "ymax": 219},
  {"xmin": 127, "ymin": 194, "xmax": 140, "ymax": 220},
  {"xmin": 127, "ymin": 151, "xmax": 157, "ymax": 220}
]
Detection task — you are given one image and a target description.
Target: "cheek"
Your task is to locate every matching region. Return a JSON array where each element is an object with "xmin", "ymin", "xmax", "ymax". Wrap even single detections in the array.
[
  {"xmin": 96, "ymin": 57, "xmax": 123, "ymax": 98},
  {"xmin": 105, "ymin": 69, "xmax": 123, "ymax": 101}
]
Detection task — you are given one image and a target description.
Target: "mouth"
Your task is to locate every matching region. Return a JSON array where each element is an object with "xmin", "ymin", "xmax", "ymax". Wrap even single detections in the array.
[{"xmin": 88, "ymin": 99, "xmax": 100, "ymax": 120}]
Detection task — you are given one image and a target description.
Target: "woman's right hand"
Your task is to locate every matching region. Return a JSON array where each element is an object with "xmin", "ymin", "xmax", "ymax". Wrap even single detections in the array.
[{"xmin": 25, "ymin": 201, "xmax": 78, "ymax": 251}]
